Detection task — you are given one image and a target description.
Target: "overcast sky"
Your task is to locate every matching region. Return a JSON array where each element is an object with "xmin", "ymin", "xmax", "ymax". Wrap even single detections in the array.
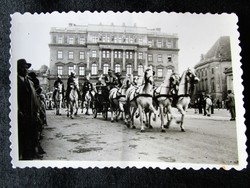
[{"xmin": 10, "ymin": 11, "xmax": 238, "ymax": 73}]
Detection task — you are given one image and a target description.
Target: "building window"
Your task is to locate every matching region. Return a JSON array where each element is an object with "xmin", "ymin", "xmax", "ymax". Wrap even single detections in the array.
[
  {"xmin": 79, "ymin": 37, "xmax": 85, "ymax": 44},
  {"xmin": 167, "ymin": 41, "xmax": 172, "ymax": 48},
  {"xmin": 126, "ymin": 64, "xmax": 132, "ymax": 75},
  {"xmin": 79, "ymin": 51, "xmax": 85, "ymax": 60},
  {"xmin": 103, "ymin": 64, "xmax": 109, "ymax": 74},
  {"xmin": 102, "ymin": 36, "xmax": 106, "ymax": 42},
  {"xmin": 157, "ymin": 54, "xmax": 162, "ymax": 62},
  {"xmin": 68, "ymin": 66, "xmax": 74, "ymax": 75},
  {"xmin": 114, "ymin": 37, "xmax": 117, "ymax": 43},
  {"xmin": 58, "ymin": 36, "xmax": 63, "ymax": 44},
  {"xmin": 167, "ymin": 69, "xmax": 173, "ymax": 73},
  {"xmin": 114, "ymin": 51, "xmax": 118, "ymax": 58},
  {"xmin": 91, "ymin": 64, "xmax": 97, "ymax": 75},
  {"xmin": 157, "ymin": 41, "xmax": 162, "ymax": 48},
  {"xmin": 68, "ymin": 51, "xmax": 74, "ymax": 59},
  {"xmin": 115, "ymin": 64, "xmax": 121, "ymax": 73},
  {"xmin": 118, "ymin": 37, "xmax": 122, "ymax": 43},
  {"xmin": 148, "ymin": 54, "xmax": 153, "ymax": 61},
  {"xmin": 129, "ymin": 52, "xmax": 133, "ymax": 59},
  {"xmin": 168, "ymin": 55, "xmax": 172, "ymax": 62},
  {"xmin": 68, "ymin": 37, "xmax": 74, "ymax": 44},
  {"xmin": 125, "ymin": 38, "xmax": 128, "ymax": 43},
  {"xmin": 130, "ymin": 38, "xmax": 133, "ymax": 43},
  {"xmin": 118, "ymin": 51, "xmax": 122, "ymax": 58},
  {"xmin": 107, "ymin": 36, "xmax": 110, "ymax": 42},
  {"xmin": 92, "ymin": 50, "xmax": 97, "ymax": 58},
  {"xmin": 126, "ymin": 52, "xmax": 129, "ymax": 59},
  {"xmin": 79, "ymin": 66, "xmax": 85, "ymax": 76},
  {"xmin": 139, "ymin": 39, "xmax": 143, "ymax": 45},
  {"xmin": 57, "ymin": 66, "xmax": 63, "ymax": 75},
  {"xmin": 148, "ymin": 40, "xmax": 152, "ymax": 47},
  {"xmin": 102, "ymin": 50, "xmax": 110, "ymax": 58},
  {"xmin": 211, "ymin": 68, "xmax": 214, "ymax": 74},
  {"xmin": 211, "ymin": 78, "xmax": 215, "ymax": 92},
  {"xmin": 138, "ymin": 65, "xmax": 144, "ymax": 76},
  {"xmin": 138, "ymin": 52, "xmax": 143, "ymax": 59},
  {"xmin": 57, "ymin": 51, "xmax": 63, "ymax": 59},
  {"xmin": 157, "ymin": 68, "xmax": 163, "ymax": 77}
]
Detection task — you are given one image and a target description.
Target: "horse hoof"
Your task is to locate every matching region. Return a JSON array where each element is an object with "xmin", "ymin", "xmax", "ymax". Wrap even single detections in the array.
[
  {"xmin": 164, "ymin": 124, "xmax": 169, "ymax": 129},
  {"xmin": 111, "ymin": 120, "xmax": 114, "ymax": 123},
  {"xmin": 132, "ymin": 126, "xmax": 136, "ymax": 129},
  {"xmin": 67, "ymin": 114, "xmax": 69, "ymax": 117},
  {"xmin": 176, "ymin": 121, "xmax": 181, "ymax": 124},
  {"xmin": 149, "ymin": 125, "xmax": 153, "ymax": 129},
  {"xmin": 181, "ymin": 128, "xmax": 185, "ymax": 132},
  {"xmin": 140, "ymin": 129, "xmax": 145, "ymax": 133},
  {"xmin": 161, "ymin": 129, "xmax": 166, "ymax": 132},
  {"xmin": 70, "ymin": 116, "xmax": 73, "ymax": 119}
]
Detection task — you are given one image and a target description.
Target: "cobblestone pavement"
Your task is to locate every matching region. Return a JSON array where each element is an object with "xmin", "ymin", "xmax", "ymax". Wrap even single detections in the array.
[{"xmin": 41, "ymin": 108, "xmax": 238, "ymax": 166}]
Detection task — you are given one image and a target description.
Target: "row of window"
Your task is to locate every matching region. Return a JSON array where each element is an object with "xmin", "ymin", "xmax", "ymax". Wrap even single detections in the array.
[
  {"xmin": 55, "ymin": 35, "xmax": 174, "ymax": 48},
  {"xmin": 196, "ymin": 78, "xmax": 216, "ymax": 92},
  {"xmin": 196, "ymin": 67, "xmax": 215, "ymax": 78},
  {"xmin": 57, "ymin": 64, "xmax": 171, "ymax": 78},
  {"xmin": 57, "ymin": 50, "xmax": 172, "ymax": 62}
]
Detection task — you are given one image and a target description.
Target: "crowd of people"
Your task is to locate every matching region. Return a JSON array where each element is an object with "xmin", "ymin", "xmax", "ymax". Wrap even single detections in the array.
[
  {"xmin": 17, "ymin": 59, "xmax": 47, "ymax": 160},
  {"xmin": 193, "ymin": 91, "xmax": 235, "ymax": 121}
]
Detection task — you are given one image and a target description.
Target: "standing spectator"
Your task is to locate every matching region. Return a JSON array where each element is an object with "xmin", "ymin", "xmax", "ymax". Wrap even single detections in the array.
[
  {"xmin": 17, "ymin": 59, "xmax": 42, "ymax": 160},
  {"xmin": 226, "ymin": 90, "xmax": 236, "ymax": 121},
  {"xmin": 216, "ymin": 99, "xmax": 221, "ymax": 110},
  {"xmin": 198, "ymin": 96, "xmax": 203, "ymax": 114},
  {"xmin": 204, "ymin": 95, "xmax": 212, "ymax": 116},
  {"xmin": 211, "ymin": 97, "xmax": 215, "ymax": 114}
]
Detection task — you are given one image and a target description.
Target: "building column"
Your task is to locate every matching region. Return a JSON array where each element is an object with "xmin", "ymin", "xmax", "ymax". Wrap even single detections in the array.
[
  {"xmin": 122, "ymin": 50, "xmax": 126, "ymax": 70},
  {"xmin": 111, "ymin": 49, "xmax": 114, "ymax": 70},
  {"xmin": 87, "ymin": 50, "xmax": 90, "ymax": 69},
  {"xmin": 99, "ymin": 50, "xmax": 102, "ymax": 70},
  {"xmin": 134, "ymin": 51, "xmax": 137, "ymax": 71},
  {"xmin": 144, "ymin": 52, "xmax": 148, "ymax": 67}
]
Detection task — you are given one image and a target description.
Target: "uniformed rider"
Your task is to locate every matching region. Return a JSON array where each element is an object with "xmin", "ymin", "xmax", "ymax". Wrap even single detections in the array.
[
  {"xmin": 66, "ymin": 71, "xmax": 79, "ymax": 101},
  {"xmin": 82, "ymin": 74, "xmax": 94, "ymax": 102},
  {"xmin": 104, "ymin": 69, "xmax": 119, "ymax": 90},
  {"xmin": 53, "ymin": 75, "xmax": 65, "ymax": 100}
]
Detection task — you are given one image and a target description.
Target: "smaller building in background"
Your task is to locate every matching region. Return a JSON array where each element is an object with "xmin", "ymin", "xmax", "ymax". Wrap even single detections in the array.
[{"xmin": 194, "ymin": 36, "xmax": 233, "ymax": 101}]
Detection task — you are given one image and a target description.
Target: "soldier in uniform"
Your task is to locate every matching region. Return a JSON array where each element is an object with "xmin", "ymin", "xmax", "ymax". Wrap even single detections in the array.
[
  {"xmin": 53, "ymin": 75, "xmax": 65, "ymax": 101},
  {"xmin": 82, "ymin": 74, "xmax": 94, "ymax": 103},
  {"xmin": 66, "ymin": 71, "xmax": 80, "ymax": 101},
  {"xmin": 105, "ymin": 69, "xmax": 118, "ymax": 90}
]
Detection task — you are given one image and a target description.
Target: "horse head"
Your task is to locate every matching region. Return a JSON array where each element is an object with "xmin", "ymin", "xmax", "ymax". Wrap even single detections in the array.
[{"xmin": 182, "ymin": 68, "xmax": 199, "ymax": 96}]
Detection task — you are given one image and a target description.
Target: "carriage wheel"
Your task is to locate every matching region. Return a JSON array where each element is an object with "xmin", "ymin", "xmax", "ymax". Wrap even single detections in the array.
[
  {"xmin": 92, "ymin": 108, "xmax": 97, "ymax": 118},
  {"xmin": 102, "ymin": 110, "xmax": 108, "ymax": 120}
]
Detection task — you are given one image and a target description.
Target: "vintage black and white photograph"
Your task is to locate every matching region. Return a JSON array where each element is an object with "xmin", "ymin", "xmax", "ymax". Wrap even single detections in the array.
[{"xmin": 9, "ymin": 11, "xmax": 246, "ymax": 169}]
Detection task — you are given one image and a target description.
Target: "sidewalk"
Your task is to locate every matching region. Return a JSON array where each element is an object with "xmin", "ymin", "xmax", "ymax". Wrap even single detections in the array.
[{"xmin": 174, "ymin": 108, "xmax": 232, "ymax": 121}]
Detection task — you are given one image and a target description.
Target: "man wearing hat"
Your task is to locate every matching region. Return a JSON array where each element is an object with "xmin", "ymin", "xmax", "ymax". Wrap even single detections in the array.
[
  {"xmin": 81, "ymin": 74, "xmax": 94, "ymax": 106},
  {"xmin": 53, "ymin": 74, "xmax": 65, "ymax": 101},
  {"xmin": 17, "ymin": 59, "xmax": 42, "ymax": 160},
  {"xmin": 105, "ymin": 69, "xmax": 118, "ymax": 90},
  {"xmin": 66, "ymin": 71, "xmax": 80, "ymax": 101}
]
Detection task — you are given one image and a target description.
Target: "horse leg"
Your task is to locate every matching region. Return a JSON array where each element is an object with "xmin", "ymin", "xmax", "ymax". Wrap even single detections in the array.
[
  {"xmin": 159, "ymin": 104, "xmax": 166, "ymax": 132},
  {"xmin": 176, "ymin": 104, "xmax": 185, "ymax": 132},
  {"xmin": 138, "ymin": 105, "xmax": 144, "ymax": 132},
  {"xmin": 67, "ymin": 101, "xmax": 70, "ymax": 117},
  {"xmin": 149, "ymin": 104, "xmax": 158, "ymax": 122},
  {"xmin": 74, "ymin": 100, "xmax": 78, "ymax": 116},
  {"xmin": 110, "ymin": 105, "xmax": 114, "ymax": 123},
  {"xmin": 131, "ymin": 106, "xmax": 137, "ymax": 129}
]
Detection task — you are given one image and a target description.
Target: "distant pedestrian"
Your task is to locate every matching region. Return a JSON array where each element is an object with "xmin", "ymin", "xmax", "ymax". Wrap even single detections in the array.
[
  {"xmin": 204, "ymin": 95, "xmax": 212, "ymax": 116},
  {"xmin": 226, "ymin": 90, "xmax": 236, "ymax": 121}
]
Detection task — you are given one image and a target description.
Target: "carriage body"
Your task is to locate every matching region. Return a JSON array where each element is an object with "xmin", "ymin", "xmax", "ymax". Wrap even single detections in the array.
[{"xmin": 92, "ymin": 85, "xmax": 110, "ymax": 119}]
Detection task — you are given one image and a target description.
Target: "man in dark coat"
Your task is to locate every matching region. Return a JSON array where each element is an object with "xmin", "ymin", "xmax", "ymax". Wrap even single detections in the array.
[
  {"xmin": 17, "ymin": 59, "xmax": 42, "ymax": 160},
  {"xmin": 226, "ymin": 90, "xmax": 236, "ymax": 121},
  {"xmin": 104, "ymin": 69, "xmax": 118, "ymax": 90},
  {"xmin": 66, "ymin": 71, "xmax": 79, "ymax": 101},
  {"xmin": 82, "ymin": 75, "xmax": 94, "ymax": 102},
  {"xmin": 53, "ymin": 75, "xmax": 65, "ymax": 100}
]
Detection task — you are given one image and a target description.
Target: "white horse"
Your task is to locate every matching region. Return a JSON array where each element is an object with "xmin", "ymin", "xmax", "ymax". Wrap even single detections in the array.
[
  {"xmin": 54, "ymin": 83, "xmax": 63, "ymax": 115},
  {"xmin": 67, "ymin": 78, "xmax": 79, "ymax": 119},
  {"xmin": 153, "ymin": 72, "xmax": 180, "ymax": 132},
  {"xmin": 126, "ymin": 68, "xmax": 157, "ymax": 132},
  {"xmin": 175, "ymin": 68, "xmax": 199, "ymax": 131}
]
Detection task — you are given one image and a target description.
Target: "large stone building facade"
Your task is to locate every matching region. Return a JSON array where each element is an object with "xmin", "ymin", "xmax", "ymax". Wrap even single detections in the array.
[
  {"xmin": 48, "ymin": 23, "xmax": 179, "ymax": 90},
  {"xmin": 194, "ymin": 36, "xmax": 233, "ymax": 101}
]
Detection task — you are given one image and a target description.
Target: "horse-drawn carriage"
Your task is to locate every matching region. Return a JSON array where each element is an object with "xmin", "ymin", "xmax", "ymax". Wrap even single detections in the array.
[{"xmin": 92, "ymin": 85, "xmax": 110, "ymax": 120}]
